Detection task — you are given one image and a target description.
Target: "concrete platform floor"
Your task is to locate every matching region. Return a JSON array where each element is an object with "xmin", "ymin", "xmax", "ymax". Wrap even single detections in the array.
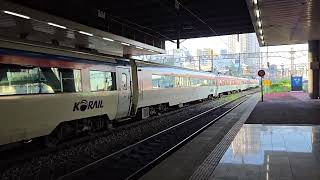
[
  {"xmin": 246, "ymin": 92, "xmax": 320, "ymax": 124},
  {"xmin": 209, "ymin": 124, "xmax": 320, "ymax": 180},
  {"xmin": 140, "ymin": 94, "xmax": 260, "ymax": 180},
  {"xmin": 140, "ymin": 92, "xmax": 320, "ymax": 180}
]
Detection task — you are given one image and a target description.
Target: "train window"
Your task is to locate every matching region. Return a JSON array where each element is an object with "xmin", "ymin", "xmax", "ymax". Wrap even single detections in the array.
[
  {"xmin": 0, "ymin": 64, "xmax": 84, "ymax": 96},
  {"xmin": 152, "ymin": 75, "xmax": 217, "ymax": 89},
  {"xmin": 165, "ymin": 76, "xmax": 175, "ymax": 88},
  {"xmin": 202, "ymin": 79, "xmax": 209, "ymax": 86},
  {"xmin": 175, "ymin": 76, "xmax": 180, "ymax": 87},
  {"xmin": 152, "ymin": 75, "xmax": 161, "ymax": 88},
  {"xmin": 41, "ymin": 67, "xmax": 82, "ymax": 93},
  {"xmin": 211, "ymin": 79, "xmax": 215, "ymax": 86},
  {"xmin": 152, "ymin": 75, "xmax": 175, "ymax": 88},
  {"xmin": 190, "ymin": 78, "xmax": 201, "ymax": 87},
  {"xmin": 0, "ymin": 64, "xmax": 57, "ymax": 95},
  {"xmin": 58, "ymin": 69, "xmax": 82, "ymax": 92},
  {"xmin": 183, "ymin": 77, "xmax": 189, "ymax": 87},
  {"xmin": 175, "ymin": 77, "xmax": 188, "ymax": 87},
  {"xmin": 181, "ymin": 77, "xmax": 188, "ymax": 87},
  {"xmin": 211, "ymin": 80, "xmax": 215, "ymax": 86},
  {"xmin": 89, "ymin": 70, "xmax": 116, "ymax": 91}
]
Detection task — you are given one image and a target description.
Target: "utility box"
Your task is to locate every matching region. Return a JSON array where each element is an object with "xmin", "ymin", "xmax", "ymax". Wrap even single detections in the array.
[{"xmin": 291, "ymin": 76, "xmax": 303, "ymax": 91}]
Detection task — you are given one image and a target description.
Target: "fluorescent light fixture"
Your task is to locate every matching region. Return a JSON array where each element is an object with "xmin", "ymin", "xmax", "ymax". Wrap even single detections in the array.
[
  {"xmin": 136, "ymin": 46, "xmax": 143, "ymax": 49},
  {"xmin": 259, "ymin": 29, "xmax": 263, "ymax": 35},
  {"xmin": 255, "ymin": 9, "xmax": 260, "ymax": 18},
  {"xmin": 3, "ymin": 10, "xmax": 30, "ymax": 19},
  {"xmin": 260, "ymin": 35, "xmax": 264, "ymax": 40},
  {"xmin": 78, "ymin": 31, "xmax": 93, "ymax": 36},
  {"xmin": 47, "ymin": 22, "xmax": 66, "ymax": 29},
  {"xmin": 121, "ymin": 42, "xmax": 130, "ymax": 46},
  {"xmin": 253, "ymin": 0, "xmax": 258, "ymax": 5},
  {"xmin": 257, "ymin": 20, "xmax": 262, "ymax": 28},
  {"xmin": 148, "ymin": 49, "xmax": 154, "ymax": 52},
  {"xmin": 102, "ymin": 37, "xmax": 114, "ymax": 42}
]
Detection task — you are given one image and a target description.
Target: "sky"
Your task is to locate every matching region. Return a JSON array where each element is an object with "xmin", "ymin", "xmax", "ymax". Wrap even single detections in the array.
[
  {"xmin": 165, "ymin": 35, "xmax": 229, "ymax": 55},
  {"xmin": 260, "ymin": 44, "xmax": 308, "ymax": 67},
  {"xmin": 165, "ymin": 33, "xmax": 308, "ymax": 66}
]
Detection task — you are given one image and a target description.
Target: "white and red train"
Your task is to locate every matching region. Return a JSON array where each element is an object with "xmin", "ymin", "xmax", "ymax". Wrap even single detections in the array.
[{"xmin": 0, "ymin": 41, "xmax": 258, "ymax": 146}]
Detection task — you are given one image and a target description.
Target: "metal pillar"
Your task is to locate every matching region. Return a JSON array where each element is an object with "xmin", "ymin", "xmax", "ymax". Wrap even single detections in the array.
[
  {"xmin": 290, "ymin": 47, "xmax": 295, "ymax": 76},
  {"xmin": 308, "ymin": 40, "xmax": 320, "ymax": 99},
  {"xmin": 123, "ymin": 46, "xmax": 133, "ymax": 59},
  {"xmin": 261, "ymin": 77, "xmax": 264, "ymax": 102},
  {"xmin": 176, "ymin": 0, "xmax": 181, "ymax": 49},
  {"xmin": 238, "ymin": 53, "xmax": 241, "ymax": 76},
  {"xmin": 177, "ymin": 33, "xmax": 180, "ymax": 49}
]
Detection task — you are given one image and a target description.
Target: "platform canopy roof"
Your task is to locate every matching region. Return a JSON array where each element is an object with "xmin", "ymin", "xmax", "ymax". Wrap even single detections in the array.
[
  {"xmin": 246, "ymin": 0, "xmax": 320, "ymax": 46},
  {"xmin": 9, "ymin": 0, "xmax": 254, "ymax": 42}
]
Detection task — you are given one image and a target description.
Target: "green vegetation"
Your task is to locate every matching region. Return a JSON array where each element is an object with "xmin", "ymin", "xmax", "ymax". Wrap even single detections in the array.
[{"xmin": 265, "ymin": 79, "xmax": 291, "ymax": 93}]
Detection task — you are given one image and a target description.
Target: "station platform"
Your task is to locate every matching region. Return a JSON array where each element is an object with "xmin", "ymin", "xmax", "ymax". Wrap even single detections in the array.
[
  {"xmin": 140, "ymin": 92, "xmax": 320, "ymax": 180},
  {"xmin": 246, "ymin": 92, "xmax": 320, "ymax": 124}
]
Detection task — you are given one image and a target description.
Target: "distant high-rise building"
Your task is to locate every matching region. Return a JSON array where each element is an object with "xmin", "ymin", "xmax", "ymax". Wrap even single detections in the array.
[
  {"xmin": 227, "ymin": 35, "xmax": 238, "ymax": 54},
  {"xmin": 227, "ymin": 33, "xmax": 259, "ymax": 54},
  {"xmin": 240, "ymin": 33, "xmax": 260, "ymax": 53},
  {"xmin": 196, "ymin": 48, "xmax": 218, "ymax": 71},
  {"xmin": 225, "ymin": 33, "xmax": 260, "ymax": 77},
  {"xmin": 220, "ymin": 49, "xmax": 227, "ymax": 55},
  {"xmin": 269, "ymin": 64, "xmax": 278, "ymax": 81},
  {"xmin": 196, "ymin": 48, "xmax": 216, "ymax": 57}
]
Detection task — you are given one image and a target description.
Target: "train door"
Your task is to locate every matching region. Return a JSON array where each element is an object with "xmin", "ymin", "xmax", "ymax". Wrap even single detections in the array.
[{"xmin": 116, "ymin": 67, "xmax": 132, "ymax": 118}]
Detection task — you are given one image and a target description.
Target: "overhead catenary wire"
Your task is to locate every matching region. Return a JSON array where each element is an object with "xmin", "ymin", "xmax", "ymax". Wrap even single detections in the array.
[
  {"xmin": 175, "ymin": 0, "xmax": 229, "ymax": 47},
  {"xmin": 109, "ymin": 1, "xmax": 229, "ymax": 47},
  {"xmin": 109, "ymin": 15, "xmax": 177, "ymax": 43}
]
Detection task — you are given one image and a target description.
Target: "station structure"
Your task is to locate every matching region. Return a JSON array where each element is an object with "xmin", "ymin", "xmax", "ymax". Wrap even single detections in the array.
[
  {"xmin": 1, "ymin": 0, "xmax": 320, "ymax": 179},
  {"xmin": 0, "ymin": 0, "xmax": 319, "ymax": 98},
  {"xmin": 245, "ymin": 0, "xmax": 320, "ymax": 99}
]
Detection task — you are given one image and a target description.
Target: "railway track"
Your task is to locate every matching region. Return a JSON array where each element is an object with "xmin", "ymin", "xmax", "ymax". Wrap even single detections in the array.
[
  {"xmin": 57, "ymin": 92, "xmax": 256, "ymax": 180},
  {"xmin": 0, "ymin": 90, "xmax": 253, "ymax": 164},
  {"xmin": 0, "ymin": 90, "xmax": 258, "ymax": 180}
]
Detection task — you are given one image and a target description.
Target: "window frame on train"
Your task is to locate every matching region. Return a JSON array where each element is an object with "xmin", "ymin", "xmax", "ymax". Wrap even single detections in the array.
[
  {"xmin": 89, "ymin": 70, "xmax": 117, "ymax": 92},
  {"xmin": 0, "ymin": 63, "xmax": 83, "ymax": 96},
  {"xmin": 151, "ymin": 74, "xmax": 215, "ymax": 89}
]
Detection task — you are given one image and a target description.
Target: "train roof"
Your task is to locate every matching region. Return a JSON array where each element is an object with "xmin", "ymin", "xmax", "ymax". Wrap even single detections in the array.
[
  {"xmin": 0, "ymin": 38, "xmax": 255, "ymax": 80},
  {"xmin": 0, "ymin": 37, "xmax": 124, "ymax": 65},
  {"xmin": 133, "ymin": 59, "xmax": 255, "ymax": 80}
]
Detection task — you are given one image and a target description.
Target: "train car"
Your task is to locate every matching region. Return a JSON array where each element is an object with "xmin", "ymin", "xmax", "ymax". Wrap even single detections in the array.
[
  {"xmin": 134, "ymin": 62, "xmax": 258, "ymax": 118},
  {"xmin": 133, "ymin": 63, "xmax": 253, "ymax": 118},
  {"xmin": 135, "ymin": 63, "xmax": 218, "ymax": 118},
  {"xmin": 0, "ymin": 41, "xmax": 258, "ymax": 147},
  {"xmin": 0, "ymin": 47, "xmax": 131, "ymax": 146}
]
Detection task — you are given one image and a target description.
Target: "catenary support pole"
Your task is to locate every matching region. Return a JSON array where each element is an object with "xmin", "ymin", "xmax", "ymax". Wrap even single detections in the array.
[
  {"xmin": 261, "ymin": 77, "xmax": 264, "ymax": 102},
  {"xmin": 308, "ymin": 40, "xmax": 320, "ymax": 99}
]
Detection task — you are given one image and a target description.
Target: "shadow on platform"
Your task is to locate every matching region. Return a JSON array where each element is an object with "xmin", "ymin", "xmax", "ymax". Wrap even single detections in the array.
[{"xmin": 246, "ymin": 92, "xmax": 320, "ymax": 124}]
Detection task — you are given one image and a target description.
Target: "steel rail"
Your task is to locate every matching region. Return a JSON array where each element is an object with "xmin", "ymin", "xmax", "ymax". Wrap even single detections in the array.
[
  {"xmin": 57, "ymin": 92, "xmax": 256, "ymax": 180},
  {"xmin": 125, "ymin": 95, "xmax": 250, "ymax": 180}
]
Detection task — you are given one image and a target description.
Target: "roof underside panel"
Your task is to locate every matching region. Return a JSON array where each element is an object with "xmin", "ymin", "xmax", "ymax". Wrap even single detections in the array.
[
  {"xmin": 247, "ymin": 0, "xmax": 320, "ymax": 46},
  {"xmin": 9, "ymin": 0, "xmax": 254, "ymax": 41}
]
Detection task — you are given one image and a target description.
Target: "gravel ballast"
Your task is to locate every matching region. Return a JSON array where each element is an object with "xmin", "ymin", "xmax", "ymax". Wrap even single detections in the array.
[{"xmin": 0, "ymin": 90, "xmax": 257, "ymax": 180}]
